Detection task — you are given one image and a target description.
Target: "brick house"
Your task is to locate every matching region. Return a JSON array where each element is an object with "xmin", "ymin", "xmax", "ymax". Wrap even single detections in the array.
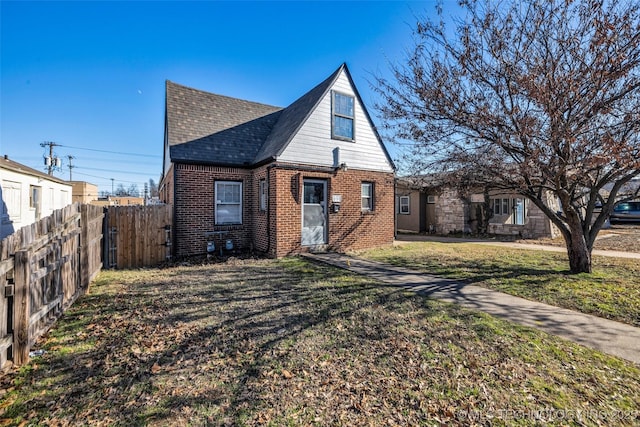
[{"xmin": 160, "ymin": 64, "xmax": 396, "ymax": 258}]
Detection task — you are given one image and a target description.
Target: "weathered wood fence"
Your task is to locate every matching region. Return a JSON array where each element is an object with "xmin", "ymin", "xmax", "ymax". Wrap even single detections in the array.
[
  {"xmin": 104, "ymin": 205, "xmax": 173, "ymax": 269},
  {"xmin": 0, "ymin": 203, "xmax": 173, "ymax": 370},
  {"xmin": 0, "ymin": 204, "xmax": 104, "ymax": 368}
]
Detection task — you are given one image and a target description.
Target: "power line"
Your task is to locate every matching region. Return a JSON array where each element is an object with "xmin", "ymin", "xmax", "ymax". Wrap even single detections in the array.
[
  {"xmin": 73, "ymin": 171, "xmax": 152, "ymax": 186},
  {"xmin": 75, "ymin": 165, "xmax": 159, "ymax": 176},
  {"xmin": 56, "ymin": 143, "xmax": 161, "ymax": 158}
]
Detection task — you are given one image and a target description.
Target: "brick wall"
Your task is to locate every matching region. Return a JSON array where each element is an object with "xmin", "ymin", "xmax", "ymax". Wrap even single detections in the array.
[
  {"xmin": 172, "ymin": 162, "xmax": 395, "ymax": 258},
  {"xmin": 174, "ymin": 164, "xmax": 253, "ymax": 257},
  {"xmin": 271, "ymin": 166, "xmax": 395, "ymax": 257},
  {"xmin": 251, "ymin": 165, "xmax": 271, "ymax": 255}
]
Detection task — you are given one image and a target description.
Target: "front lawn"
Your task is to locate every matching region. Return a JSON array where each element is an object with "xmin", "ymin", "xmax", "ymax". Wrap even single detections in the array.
[
  {"xmin": 1, "ymin": 257, "xmax": 639, "ymax": 426},
  {"xmin": 360, "ymin": 242, "xmax": 640, "ymax": 327}
]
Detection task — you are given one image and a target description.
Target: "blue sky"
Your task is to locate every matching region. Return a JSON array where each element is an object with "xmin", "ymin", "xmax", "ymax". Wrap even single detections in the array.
[{"xmin": 1, "ymin": 0, "xmax": 440, "ymax": 195}]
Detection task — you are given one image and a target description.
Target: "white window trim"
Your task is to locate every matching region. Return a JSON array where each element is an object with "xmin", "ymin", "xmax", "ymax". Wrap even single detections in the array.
[
  {"xmin": 399, "ymin": 196, "xmax": 410, "ymax": 214},
  {"xmin": 215, "ymin": 181, "xmax": 243, "ymax": 225},
  {"xmin": 361, "ymin": 182, "xmax": 374, "ymax": 211},
  {"xmin": 512, "ymin": 198, "xmax": 526, "ymax": 225},
  {"xmin": 331, "ymin": 91, "xmax": 355, "ymax": 141}
]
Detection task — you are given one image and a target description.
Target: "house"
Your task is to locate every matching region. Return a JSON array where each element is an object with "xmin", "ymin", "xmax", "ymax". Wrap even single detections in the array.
[
  {"xmin": 1, "ymin": 155, "xmax": 73, "ymax": 239},
  {"xmin": 160, "ymin": 63, "xmax": 396, "ymax": 258},
  {"xmin": 396, "ymin": 177, "xmax": 561, "ymax": 239}
]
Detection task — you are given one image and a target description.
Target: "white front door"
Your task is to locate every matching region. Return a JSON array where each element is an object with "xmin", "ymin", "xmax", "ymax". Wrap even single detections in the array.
[{"xmin": 302, "ymin": 179, "xmax": 327, "ymax": 246}]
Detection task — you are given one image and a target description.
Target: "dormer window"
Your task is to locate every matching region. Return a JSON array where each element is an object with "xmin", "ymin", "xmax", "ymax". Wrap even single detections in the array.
[{"xmin": 332, "ymin": 91, "xmax": 354, "ymax": 141}]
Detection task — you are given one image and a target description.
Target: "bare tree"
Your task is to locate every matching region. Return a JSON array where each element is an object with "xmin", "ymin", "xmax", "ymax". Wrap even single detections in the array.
[
  {"xmin": 375, "ymin": 0, "xmax": 640, "ymax": 273},
  {"xmin": 148, "ymin": 179, "xmax": 159, "ymax": 198}
]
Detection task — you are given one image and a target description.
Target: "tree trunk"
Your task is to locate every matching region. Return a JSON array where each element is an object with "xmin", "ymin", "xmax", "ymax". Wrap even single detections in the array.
[{"xmin": 564, "ymin": 225, "xmax": 592, "ymax": 274}]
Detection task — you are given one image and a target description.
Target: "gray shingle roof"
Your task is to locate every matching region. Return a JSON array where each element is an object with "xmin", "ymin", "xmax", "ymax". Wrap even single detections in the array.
[
  {"xmin": 165, "ymin": 64, "xmax": 345, "ymax": 167},
  {"xmin": 166, "ymin": 82, "xmax": 283, "ymax": 166}
]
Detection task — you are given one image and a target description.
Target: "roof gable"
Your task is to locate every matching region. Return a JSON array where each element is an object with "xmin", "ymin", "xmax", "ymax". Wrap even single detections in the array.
[
  {"xmin": 164, "ymin": 64, "xmax": 395, "ymax": 171},
  {"xmin": 253, "ymin": 65, "xmax": 343, "ymax": 164},
  {"xmin": 276, "ymin": 66, "xmax": 395, "ymax": 172}
]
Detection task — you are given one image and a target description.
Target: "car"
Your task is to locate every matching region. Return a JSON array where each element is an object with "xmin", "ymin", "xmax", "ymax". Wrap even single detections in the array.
[{"xmin": 609, "ymin": 201, "xmax": 640, "ymax": 224}]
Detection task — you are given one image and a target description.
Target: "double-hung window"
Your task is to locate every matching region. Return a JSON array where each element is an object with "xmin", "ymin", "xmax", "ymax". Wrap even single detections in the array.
[
  {"xmin": 332, "ymin": 91, "xmax": 355, "ymax": 140},
  {"xmin": 361, "ymin": 182, "xmax": 374, "ymax": 211},
  {"xmin": 215, "ymin": 181, "xmax": 242, "ymax": 224},
  {"xmin": 399, "ymin": 196, "xmax": 410, "ymax": 214},
  {"xmin": 493, "ymin": 198, "xmax": 510, "ymax": 215}
]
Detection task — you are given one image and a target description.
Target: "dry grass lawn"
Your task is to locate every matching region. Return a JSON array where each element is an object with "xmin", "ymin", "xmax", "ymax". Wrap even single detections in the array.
[{"xmin": 1, "ymin": 257, "xmax": 639, "ymax": 426}]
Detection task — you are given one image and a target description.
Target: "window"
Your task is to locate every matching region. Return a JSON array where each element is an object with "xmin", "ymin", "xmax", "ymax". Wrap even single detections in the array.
[
  {"xmin": 513, "ymin": 198, "xmax": 525, "ymax": 225},
  {"xmin": 493, "ymin": 198, "xmax": 510, "ymax": 215},
  {"xmin": 30, "ymin": 185, "xmax": 41, "ymax": 209},
  {"xmin": 215, "ymin": 181, "xmax": 242, "ymax": 224},
  {"xmin": 332, "ymin": 91, "xmax": 354, "ymax": 140},
  {"xmin": 361, "ymin": 182, "xmax": 374, "ymax": 211},
  {"xmin": 399, "ymin": 196, "xmax": 410, "ymax": 214},
  {"xmin": 259, "ymin": 179, "xmax": 267, "ymax": 211}
]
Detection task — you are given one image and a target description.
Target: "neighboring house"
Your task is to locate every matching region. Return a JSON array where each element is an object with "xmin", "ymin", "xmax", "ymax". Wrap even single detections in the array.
[
  {"xmin": 1, "ymin": 155, "xmax": 73, "ymax": 239},
  {"xmin": 396, "ymin": 177, "xmax": 561, "ymax": 239},
  {"xmin": 70, "ymin": 181, "xmax": 99, "ymax": 204},
  {"xmin": 161, "ymin": 63, "xmax": 396, "ymax": 258},
  {"xmin": 91, "ymin": 196, "xmax": 145, "ymax": 207}
]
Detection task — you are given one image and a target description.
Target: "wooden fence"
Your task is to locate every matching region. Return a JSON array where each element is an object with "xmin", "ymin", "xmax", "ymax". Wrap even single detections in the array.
[
  {"xmin": 0, "ymin": 203, "xmax": 104, "ymax": 368},
  {"xmin": 104, "ymin": 205, "xmax": 172, "ymax": 269}
]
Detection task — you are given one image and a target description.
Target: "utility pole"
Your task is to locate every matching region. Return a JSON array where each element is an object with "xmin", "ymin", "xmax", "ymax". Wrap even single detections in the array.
[
  {"xmin": 111, "ymin": 178, "xmax": 114, "ymax": 196},
  {"xmin": 40, "ymin": 141, "xmax": 61, "ymax": 175},
  {"xmin": 67, "ymin": 155, "xmax": 75, "ymax": 181}
]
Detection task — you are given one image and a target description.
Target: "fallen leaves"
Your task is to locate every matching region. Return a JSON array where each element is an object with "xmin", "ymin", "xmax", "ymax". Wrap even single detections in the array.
[{"xmin": 0, "ymin": 259, "xmax": 639, "ymax": 426}]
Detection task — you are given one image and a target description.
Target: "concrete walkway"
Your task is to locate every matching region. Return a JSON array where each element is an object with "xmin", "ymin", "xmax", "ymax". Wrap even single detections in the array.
[
  {"xmin": 395, "ymin": 234, "xmax": 640, "ymax": 260},
  {"xmin": 302, "ymin": 252, "xmax": 640, "ymax": 365}
]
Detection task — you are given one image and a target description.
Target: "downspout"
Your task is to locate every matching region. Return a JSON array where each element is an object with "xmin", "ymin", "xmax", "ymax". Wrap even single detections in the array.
[
  {"xmin": 394, "ymin": 177, "xmax": 397, "ymax": 240},
  {"xmin": 172, "ymin": 165, "xmax": 177, "ymax": 259},
  {"xmin": 265, "ymin": 163, "xmax": 276, "ymax": 256}
]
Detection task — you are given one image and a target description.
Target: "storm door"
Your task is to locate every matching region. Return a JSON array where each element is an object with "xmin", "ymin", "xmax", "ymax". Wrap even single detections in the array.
[{"xmin": 302, "ymin": 179, "xmax": 327, "ymax": 246}]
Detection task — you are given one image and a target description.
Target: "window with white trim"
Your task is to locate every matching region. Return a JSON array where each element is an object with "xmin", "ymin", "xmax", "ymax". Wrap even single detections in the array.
[
  {"xmin": 492, "ymin": 198, "xmax": 510, "ymax": 215},
  {"xmin": 332, "ymin": 91, "xmax": 355, "ymax": 140},
  {"xmin": 512, "ymin": 198, "xmax": 526, "ymax": 225},
  {"xmin": 361, "ymin": 182, "xmax": 374, "ymax": 211},
  {"xmin": 399, "ymin": 196, "xmax": 410, "ymax": 214},
  {"xmin": 215, "ymin": 181, "xmax": 242, "ymax": 224},
  {"xmin": 259, "ymin": 179, "xmax": 267, "ymax": 211}
]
